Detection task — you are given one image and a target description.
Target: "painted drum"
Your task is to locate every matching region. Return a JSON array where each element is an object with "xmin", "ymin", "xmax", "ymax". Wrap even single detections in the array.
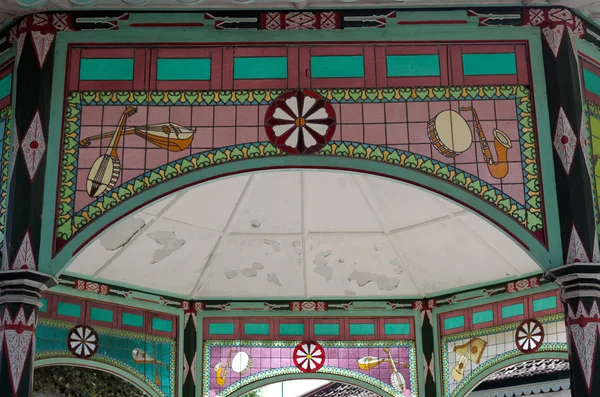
[{"xmin": 427, "ymin": 110, "xmax": 472, "ymax": 158}]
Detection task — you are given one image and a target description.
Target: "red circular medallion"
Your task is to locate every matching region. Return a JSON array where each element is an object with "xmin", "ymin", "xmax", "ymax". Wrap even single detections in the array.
[
  {"xmin": 293, "ymin": 341, "xmax": 326, "ymax": 373},
  {"xmin": 264, "ymin": 89, "xmax": 336, "ymax": 155},
  {"xmin": 515, "ymin": 319, "xmax": 545, "ymax": 353}
]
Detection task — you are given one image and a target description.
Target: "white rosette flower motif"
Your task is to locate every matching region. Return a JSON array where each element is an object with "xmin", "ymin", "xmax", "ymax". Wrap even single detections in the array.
[{"xmin": 293, "ymin": 341, "xmax": 326, "ymax": 373}]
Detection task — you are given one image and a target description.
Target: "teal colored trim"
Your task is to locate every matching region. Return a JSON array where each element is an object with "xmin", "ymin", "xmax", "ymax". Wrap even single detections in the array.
[
  {"xmin": 349, "ymin": 323, "xmax": 375, "ymax": 336},
  {"xmin": 0, "ymin": 73, "xmax": 11, "ymax": 100},
  {"xmin": 533, "ymin": 296, "xmax": 557, "ymax": 312},
  {"xmin": 386, "ymin": 55, "xmax": 440, "ymax": 77},
  {"xmin": 384, "ymin": 323, "xmax": 410, "ymax": 335},
  {"xmin": 209, "ymin": 322, "xmax": 235, "ymax": 335},
  {"xmin": 502, "ymin": 303, "xmax": 525, "ymax": 318},
  {"xmin": 122, "ymin": 312, "xmax": 144, "ymax": 328},
  {"xmin": 279, "ymin": 323, "xmax": 304, "ymax": 336},
  {"xmin": 311, "ymin": 56, "xmax": 364, "ymax": 78},
  {"xmin": 90, "ymin": 307, "xmax": 113, "ymax": 323},
  {"xmin": 151, "ymin": 317, "xmax": 173, "ymax": 333},
  {"xmin": 462, "ymin": 53, "xmax": 517, "ymax": 76},
  {"xmin": 157, "ymin": 58, "xmax": 210, "ymax": 81},
  {"xmin": 314, "ymin": 323, "xmax": 340, "ymax": 336},
  {"xmin": 79, "ymin": 59, "xmax": 134, "ymax": 81},
  {"xmin": 34, "ymin": 358, "xmax": 161, "ymax": 397},
  {"xmin": 443, "ymin": 315, "xmax": 465, "ymax": 330},
  {"xmin": 234, "ymin": 57, "xmax": 287, "ymax": 79},
  {"xmin": 472, "ymin": 309, "xmax": 494, "ymax": 325},
  {"xmin": 584, "ymin": 69, "xmax": 600, "ymax": 97},
  {"xmin": 57, "ymin": 302, "xmax": 81, "ymax": 318},
  {"xmin": 453, "ymin": 352, "xmax": 568, "ymax": 397},
  {"xmin": 39, "ymin": 298, "xmax": 48, "ymax": 313},
  {"xmin": 244, "ymin": 323, "xmax": 270, "ymax": 335}
]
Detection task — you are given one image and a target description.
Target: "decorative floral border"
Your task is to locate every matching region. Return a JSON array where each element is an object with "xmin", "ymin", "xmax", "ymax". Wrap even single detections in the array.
[
  {"xmin": 201, "ymin": 339, "xmax": 418, "ymax": 397},
  {"xmin": 56, "ymin": 86, "xmax": 542, "ymax": 251},
  {"xmin": 440, "ymin": 313, "xmax": 566, "ymax": 397},
  {"xmin": 0, "ymin": 106, "xmax": 11, "ymax": 250},
  {"xmin": 36, "ymin": 317, "xmax": 177, "ymax": 397}
]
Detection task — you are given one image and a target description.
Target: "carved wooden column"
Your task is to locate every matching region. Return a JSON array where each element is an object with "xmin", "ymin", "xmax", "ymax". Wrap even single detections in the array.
[
  {"xmin": 0, "ymin": 270, "xmax": 56, "ymax": 397},
  {"xmin": 548, "ymin": 264, "xmax": 600, "ymax": 397}
]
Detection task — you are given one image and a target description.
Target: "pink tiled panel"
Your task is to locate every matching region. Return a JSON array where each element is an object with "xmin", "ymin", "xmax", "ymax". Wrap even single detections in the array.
[{"xmin": 75, "ymin": 98, "xmax": 525, "ymax": 212}]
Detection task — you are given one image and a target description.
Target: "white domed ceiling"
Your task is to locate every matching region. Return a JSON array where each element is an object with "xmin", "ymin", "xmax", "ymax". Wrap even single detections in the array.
[{"xmin": 65, "ymin": 170, "xmax": 541, "ymax": 299}]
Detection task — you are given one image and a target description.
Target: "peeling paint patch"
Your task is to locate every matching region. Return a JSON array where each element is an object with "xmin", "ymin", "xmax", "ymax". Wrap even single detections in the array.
[
  {"xmin": 344, "ymin": 289, "xmax": 356, "ymax": 296},
  {"xmin": 100, "ymin": 218, "xmax": 146, "ymax": 251},
  {"xmin": 348, "ymin": 271, "xmax": 400, "ymax": 291},
  {"xmin": 390, "ymin": 258, "xmax": 404, "ymax": 275},
  {"xmin": 241, "ymin": 268, "xmax": 257, "ymax": 277},
  {"xmin": 252, "ymin": 262, "xmax": 264, "ymax": 270},
  {"xmin": 313, "ymin": 250, "xmax": 333, "ymax": 280},
  {"xmin": 264, "ymin": 239, "xmax": 281, "ymax": 252},
  {"xmin": 267, "ymin": 273, "xmax": 282, "ymax": 286},
  {"xmin": 224, "ymin": 269, "xmax": 238, "ymax": 279},
  {"xmin": 251, "ymin": 220, "xmax": 261, "ymax": 228},
  {"xmin": 147, "ymin": 231, "xmax": 186, "ymax": 264}
]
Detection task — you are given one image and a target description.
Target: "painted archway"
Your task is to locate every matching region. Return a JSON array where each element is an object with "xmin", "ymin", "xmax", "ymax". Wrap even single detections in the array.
[{"xmin": 35, "ymin": 358, "xmax": 162, "ymax": 397}]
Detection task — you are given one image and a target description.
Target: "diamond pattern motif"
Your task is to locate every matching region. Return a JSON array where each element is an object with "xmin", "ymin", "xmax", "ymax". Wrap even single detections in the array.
[
  {"xmin": 21, "ymin": 111, "xmax": 46, "ymax": 181},
  {"xmin": 567, "ymin": 226, "xmax": 589, "ymax": 264},
  {"xmin": 31, "ymin": 31, "xmax": 55, "ymax": 68},
  {"xmin": 554, "ymin": 106, "xmax": 577, "ymax": 174},
  {"xmin": 16, "ymin": 33, "xmax": 26, "ymax": 67},
  {"xmin": 542, "ymin": 25, "xmax": 564, "ymax": 58},
  {"xmin": 12, "ymin": 231, "xmax": 35, "ymax": 271},
  {"xmin": 568, "ymin": 301, "xmax": 600, "ymax": 392}
]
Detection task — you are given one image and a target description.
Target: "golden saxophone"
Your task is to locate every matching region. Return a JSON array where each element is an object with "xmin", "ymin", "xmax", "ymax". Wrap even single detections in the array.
[{"xmin": 460, "ymin": 107, "xmax": 512, "ymax": 180}]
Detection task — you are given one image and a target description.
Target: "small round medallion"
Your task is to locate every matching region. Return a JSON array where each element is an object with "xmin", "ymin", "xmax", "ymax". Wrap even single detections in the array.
[
  {"xmin": 67, "ymin": 324, "xmax": 99, "ymax": 359},
  {"xmin": 293, "ymin": 341, "xmax": 325, "ymax": 373},
  {"xmin": 515, "ymin": 319, "xmax": 544, "ymax": 354}
]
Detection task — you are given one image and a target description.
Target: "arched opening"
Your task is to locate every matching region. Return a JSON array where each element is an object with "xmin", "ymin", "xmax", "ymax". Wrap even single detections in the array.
[
  {"xmin": 61, "ymin": 170, "xmax": 544, "ymax": 300},
  {"xmin": 33, "ymin": 361, "xmax": 159, "ymax": 397}
]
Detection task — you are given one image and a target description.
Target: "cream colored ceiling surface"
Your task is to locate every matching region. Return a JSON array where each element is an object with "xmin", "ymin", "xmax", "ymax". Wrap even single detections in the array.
[{"xmin": 65, "ymin": 170, "xmax": 541, "ymax": 299}]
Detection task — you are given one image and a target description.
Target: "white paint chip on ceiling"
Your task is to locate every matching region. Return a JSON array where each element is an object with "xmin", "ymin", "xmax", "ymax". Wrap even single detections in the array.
[{"xmin": 66, "ymin": 170, "xmax": 542, "ymax": 299}]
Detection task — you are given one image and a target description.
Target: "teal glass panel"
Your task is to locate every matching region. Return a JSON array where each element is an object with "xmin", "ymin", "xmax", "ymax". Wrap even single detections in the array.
[
  {"xmin": 584, "ymin": 69, "xmax": 600, "ymax": 97},
  {"xmin": 384, "ymin": 323, "xmax": 410, "ymax": 335},
  {"xmin": 57, "ymin": 302, "xmax": 81, "ymax": 318},
  {"xmin": 386, "ymin": 55, "xmax": 440, "ymax": 77},
  {"xmin": 502, "ymin": 303, "xmax": 525, "ymax": 318},
  {"xmin": 0, "ymin": 73, "xmax": 11, "ymax": 100},
  {"xmin": 234, "ymin": 57, "xmax": 288, "ymax": 79},
  {"xmin": 444, "ymin": 315, "xmax": 465, "ymax": 330},
  {"xmin": 152, "ymin": 318, "xmax": 173, "ymax": 333},
  {"xmin": 462, "ymin": 53, "xmax": 517, "ymax": 76},
  {"xmin": 311, "ymin": 56, "xmax": 365, "ymax": 78},
  {"xmin": 279, "ymin": 323, "xmax": 305, "ymax": 336},
  {"xmin": 314, "ymin": 323, "xmax": 340, "ymax": 336},
  {"xmin": 90, "ymin": 308, "xmax": 113, "ymax": 323},
  {"xmin": 349, "ymin": 323, "xmax": 375, "ymax": 336},
  {"xmin": 79, "ymin": 59, "xmax": 134, "ymax": 81},
  {"xmin": 39, "ymin": 298, "xmax": 47, "ymax": 313},
  {"xmin": 122, "ymin": 312, "xmax": 143, "ymax": 328},
  {"xmin": 244, "ymin": 323, "xmax": 270, "ymax": 335},
  {"xmin": 157, "ymin": 58, "xmax": 211, "ymax": 81},
  {"xmin": 209, "ymin": 322, "xmax": 235, "ymax": 335},
  {"xmin": 533, "ymin": 296, "xmax": 557, "ymax": 312},
  {"xmin": 472, "ymin": 310, "xmax": 494, "ymax": 324}
]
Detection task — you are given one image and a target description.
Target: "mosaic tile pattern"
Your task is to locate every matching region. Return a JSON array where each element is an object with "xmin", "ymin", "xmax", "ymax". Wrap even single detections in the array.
[
  {"xmin": 56, "ymin": 86, "xmax": 542, "ymax": 252},
  {"xmin": 202, "ymin": 340, "xmax": 417, "ymax": 397},
  {"xmin": 0, "ymin": 106, "xmax": 11, "ymax": 250},
  {"xmin": 35, "ymin": 318, "xmax": 177, "ymax": 397},
  {"xmin": 441, "ymin": 313, "xmax": 567, "ymax": 397}
]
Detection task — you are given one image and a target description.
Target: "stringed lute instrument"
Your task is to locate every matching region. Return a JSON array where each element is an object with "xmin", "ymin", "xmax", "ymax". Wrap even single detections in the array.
[{"xmin": 86, "ymin": 106, "xmax": 137, "ymax": 197}]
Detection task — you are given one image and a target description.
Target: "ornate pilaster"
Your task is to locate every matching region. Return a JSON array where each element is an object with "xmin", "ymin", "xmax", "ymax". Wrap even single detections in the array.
[
  {"xmin": 547, "ymin": 264, "xmax": 600, "ymax": 396},
  {"xmin": 181, "ymin": 301, "xmax": 202, "ymax": 397},
  {"xmin": 413, "ymin": 299, "xmax": 436, "ymax": 397},
  {"xmin": 0, "ymin": 270, "xmax": 56, "ymax": 397}
]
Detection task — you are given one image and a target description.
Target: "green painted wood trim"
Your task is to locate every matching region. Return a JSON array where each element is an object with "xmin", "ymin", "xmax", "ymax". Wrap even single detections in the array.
[
  {"xmin": 157, "ymin": 58, "xmax": 210, "ymax": 81},
  {"xmin": 79, "ymin": 59, "xmax": 134, "ymax": 81},
  {"xmin": 57, "ymin": 302, "xmax": 81, "ymax": 318},
  {"xmin": 39, "ymin": 298, "xmax": 48, "ymax": 313},
  {"xmin": 462, "ymin": 53, "xmax": 517, "ymax": 76},
  {"xmin": 234, "ymin": 57, "xmax": 287, "ymax": 79},
  {"xmin": 122, "ymin": 312, "xmax": 144, "ymax": 328},
  {"xmin": 90, "ymin": 307, "xmax": 113, "ymax": 323},
  {"xmin": 386, "ymin": 55, "xmax": 440, "ymax": 77},
  {"xmin": 34, "ymin": 358, "xmax": 161, "ymax": 397},
  {"xmin": 533, "ymin": 296, "xmax": 557, "ymax": 312},
  {"xmin": 443, "ymin": 315, "xmax": 465, "ymax": 330},
  {"xmin": 472, "ymin": 309, "xmax": 494, "ymax": 325},
  {"xmin": 279, "ymin": 323, "xmax": 304, "ymax": 336},
  {"xmin": 311, "ymin": 55, "xmax": 365, "ymax": 78},
  {"xmin": 151, "ymin": 317, "xmax": 173, "ymax": 333},
  {"xmin": 209, "ymin": 322, "xmax": 235, "ymax": 335},
  {"xmin": 244, "ymin": 322, "xmax": 270, "ymax": 335},
  {"xmin": 453, "ymin": 352, "xmax": 568, "ymax": 397},
  {"xmin": 0, "ymin": 73, "xmax": 11, "ymax": 100},
  {"xmin": 384, "ymin": 323, "xmax": 410, "ymax": 335},
  {"xmin": 501, "ymin": 303, "xmax": 525, "ymax": 318},
  {"xmin": 349, "ymin": 323, "xmax": 375, "ymax": 336},
  {"xmin": 313, "ymin": 323, "xmax": 340, "ymax": 336}
]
